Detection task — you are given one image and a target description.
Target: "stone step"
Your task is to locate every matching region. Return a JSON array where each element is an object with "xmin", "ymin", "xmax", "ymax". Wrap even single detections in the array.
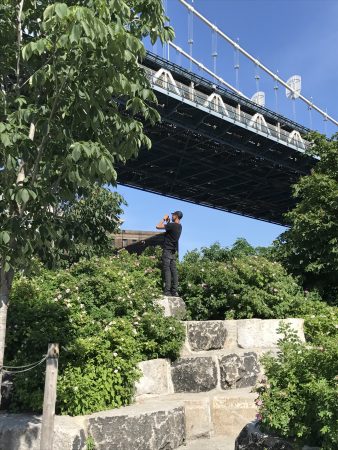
[
  {"xmin": 136, "ymin": 349, "xmax": 271, "ymax": 398},
  {"xmin": 0, "ymin": 401, "xmax": 185, "ymax": 450},
  {"xmin": 181, "ymin": 319, "xmax": 305, "ymax": 355},
  {"xmin": 178, "ymin": 435, "xmax": 235, "ymax": 450},
  {"xmin": 137, "ymin": 388, "xmax": 258, "ymax": 442},
  {"xmin": 171, "ymin": 352, "xmax": 262, "ymax": 394}
]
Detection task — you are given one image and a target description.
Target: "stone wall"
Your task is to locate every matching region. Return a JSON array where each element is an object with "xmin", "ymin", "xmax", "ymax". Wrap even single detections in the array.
[
  {"xmin": 0, "ymin": 403, "xmax": 185, "ymax": 450},
  {"xmin": 136, "ymin": 318, "xmax": 305, "ymax": 397},
  {"xmin": 1, "ymin": 318, "xmax": 305, "ymax": 450}
]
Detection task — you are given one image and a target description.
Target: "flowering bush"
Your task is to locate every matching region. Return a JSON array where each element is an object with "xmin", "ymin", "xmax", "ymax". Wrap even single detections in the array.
[
  {"xmin": 179, "ymin": 249, "xmax": 310, "ymax": 321},
  {"xmin": 5, "ymin": 251, "xmax": 185, "ymax": 415},
  {"xmin": 178, "ymin": 242, "xmax": 337, "ymax": 345},
  {"xmin": 255, "ymin": 323, "xmax": 338, "ymax": 449}
]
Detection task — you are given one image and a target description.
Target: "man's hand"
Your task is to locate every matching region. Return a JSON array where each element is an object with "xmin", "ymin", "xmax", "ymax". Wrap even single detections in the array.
[{"xmin": 156, "ymin": 214, "xmax": 170, "ymax": 230}]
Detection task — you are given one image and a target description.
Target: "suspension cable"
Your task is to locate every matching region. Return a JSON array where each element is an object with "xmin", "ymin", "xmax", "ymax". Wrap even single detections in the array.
[
  {"xmin": 177, "ymin": 0, "xmax": 338, "ymax": 127},
  {"xmin": 169, "ymin": 41, "xmax": 247, "ymax": 98}
]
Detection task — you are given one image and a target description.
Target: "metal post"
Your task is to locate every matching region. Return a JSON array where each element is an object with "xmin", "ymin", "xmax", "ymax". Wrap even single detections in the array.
[{"xmin": 40, "ymin": 343, "xmax": 59, "ymax": 450}]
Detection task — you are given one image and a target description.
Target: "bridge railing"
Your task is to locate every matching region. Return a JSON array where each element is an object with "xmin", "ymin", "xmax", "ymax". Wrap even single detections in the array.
[{"xmin": 143, "ymin": 66, "xmax": 311, "ymax": 153}]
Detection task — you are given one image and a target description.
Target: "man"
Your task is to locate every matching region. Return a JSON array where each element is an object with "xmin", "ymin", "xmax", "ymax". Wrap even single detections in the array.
[{"xmin": 156, "ymin": 211, "xmax": 183, "ymax": 296}]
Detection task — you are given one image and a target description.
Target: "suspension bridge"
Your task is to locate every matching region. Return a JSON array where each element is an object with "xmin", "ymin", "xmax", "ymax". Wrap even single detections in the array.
[{"xmin": 117, "ymin": 0, "xmax": 337, "ymax": 225}]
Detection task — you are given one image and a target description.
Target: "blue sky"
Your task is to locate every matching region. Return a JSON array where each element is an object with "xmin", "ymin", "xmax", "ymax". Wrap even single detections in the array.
[{"xmin": 113, "ymin": 0, "xmax": 338, "ymax": 257}]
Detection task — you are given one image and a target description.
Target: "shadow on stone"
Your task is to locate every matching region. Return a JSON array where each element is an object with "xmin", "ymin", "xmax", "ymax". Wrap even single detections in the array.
[{"xmin": 235, "ymin": 421, "xmax": 320, "ymax": 450}]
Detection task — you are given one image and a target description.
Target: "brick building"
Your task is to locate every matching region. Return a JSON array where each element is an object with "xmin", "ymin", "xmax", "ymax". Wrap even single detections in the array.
[{"xmin": 112, "ymin": 230, "xmax": 164, "ymax": 254}]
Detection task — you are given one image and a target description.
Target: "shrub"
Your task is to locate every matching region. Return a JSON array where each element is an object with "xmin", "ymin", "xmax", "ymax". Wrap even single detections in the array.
[
  {"xmin": 5, "ymin": 251, "xmax": 185, "ymax": 415},
  {"xmin": 179, "ymin": 251, "xmax": 309, "ymax": 321},
  {"xmin": 256, "ymin": 323, "xmax": 338, "ymax": 449}
]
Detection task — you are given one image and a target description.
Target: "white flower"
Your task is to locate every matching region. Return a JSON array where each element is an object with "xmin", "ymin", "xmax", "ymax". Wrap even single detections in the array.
[
  {"xmin": 169, "ymin": 326, "xmax": 173, "ymax": 331},
  {"xmin": 113, "ymin": 352, "xmax": 118, "ymax": 357},
  {"xmin": 57, "ymin": 294, "xmax": 62, "ymax": 300},
  {"xmin": 133, "ymin": 329, "xmax": 138, "ymax": 335},
  {"xmin": 114, "ymin": 369, "xmax": 119, "ymax": 374},
  {"xmin": 53, "ymin": 297, "xmax": 58, "ymax": 302},
  {"xmin": 66, "ymin": 288, "xmax": 70, "ymax": 294}
]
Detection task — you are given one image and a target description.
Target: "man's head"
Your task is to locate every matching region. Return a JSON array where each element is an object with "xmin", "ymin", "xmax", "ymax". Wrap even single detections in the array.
[{"xmin": 171, "ymin": 211, "xmax": 183, "ymax": 222}]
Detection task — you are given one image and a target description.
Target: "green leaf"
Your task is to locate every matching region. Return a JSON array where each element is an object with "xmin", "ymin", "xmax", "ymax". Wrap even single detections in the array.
[
  {"xmin": 1, "ymin": 231, "xmax": 10, "ymax": 245},
  {"xmin": 21, "ymin": 189, "xmax": 30, "ymax": 203},
  {"xmin": 22, "ymin": 43, "xmax": 33, "ymax": 61},
  {"xmin": 70, "ymin": 24, "xmax": 82, "ymax": 43},
  {"xmin": 72, "ymin": 146, "xmax": 82, "ymax": 162},
  {"xmin": 43, "ymin": 4, "xmax": 55, "ymax": 20},
  {"xmin": 55, "ymin": 3, "xmax": 68, "ymax": 19},
  {"xmin": 35, "ymin": 38, "xmax": 47, "ymax": 55},
  {"xmin": 99, "ymin": 158, "xmax": 107, "ymax": 174}
]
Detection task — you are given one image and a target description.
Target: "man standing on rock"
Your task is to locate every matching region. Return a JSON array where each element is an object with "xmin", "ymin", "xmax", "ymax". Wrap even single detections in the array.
[{"xmin": 156, "ymin": 211, "xmax": 183, "ymax": 296}]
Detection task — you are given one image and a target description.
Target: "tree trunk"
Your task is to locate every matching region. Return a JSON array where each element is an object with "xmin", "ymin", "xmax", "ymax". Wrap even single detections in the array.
[{"xmin": 0, "ymin": 267, "xmax": 14, "ymax": 407}]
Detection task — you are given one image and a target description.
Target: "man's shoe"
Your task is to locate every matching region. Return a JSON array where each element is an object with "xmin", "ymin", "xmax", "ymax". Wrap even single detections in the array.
[
  {"xmin": 171, "ymin": 292, "xmax": 179, "ymax": 297},
  {"xmin": 163, "ymin": 291, "xmax": 171, "ymax": 296}
]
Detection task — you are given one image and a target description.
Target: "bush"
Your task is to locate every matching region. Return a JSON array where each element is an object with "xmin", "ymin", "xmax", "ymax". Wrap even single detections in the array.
[
  {"xmin": 256, "ymin": 323, "xmax": 338, "ymax": 449},
  {"xmin": 5, "ymin": 251, "xmax": 185, "ymax": 415},
  {"xmin": 179, "ymin": 249, "xmax": 309, "ymax": 321},
  {"xmin": 178, "ymin": 241, "xmax": 337, "ymax": 344}
]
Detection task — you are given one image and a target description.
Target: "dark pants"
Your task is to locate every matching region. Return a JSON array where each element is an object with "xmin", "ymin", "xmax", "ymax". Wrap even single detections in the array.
[{"xmin": 162, "ymin": 249, "xmax": 178, "ymax": 294}]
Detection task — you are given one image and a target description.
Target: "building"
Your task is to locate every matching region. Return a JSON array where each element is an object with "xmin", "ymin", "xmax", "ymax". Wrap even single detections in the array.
[{"xmin": 112, "ymin": 230, "xmax": 164, "ymax": 254}]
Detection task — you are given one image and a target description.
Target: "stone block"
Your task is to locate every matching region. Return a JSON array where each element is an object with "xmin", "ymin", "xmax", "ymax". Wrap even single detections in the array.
[
  {"xmin": 0, "ymin": 414, "xmax": 86, "ymax": 450},
  {"xmin": 237, "ymin": 318, "xmax": 305, "ymax": 349},
  {"xmin": 155, "ymin": 296, "xmax": 187, "ymax": 319},
  {"xmin": 88, "ymin": 402, "xmax": 185, "ymax": 450},
  {"xmin": 223, "ymin": 320, "xmax": 238, "ymax": 348},
  {"xmin": 171, "ymin": 357, "xmax": 218, "ymax": 393},
  {"xmin": 212, "ymin": 395, "xmax": 257, "ymax": 437},
  {"xmin": 219, "ymin": 352, "xmax": 260, "ymax": 389},
  {"xmin": 183, "ymin": 397, "xmax": 211, "ymax": 440},
  {"xmin": 135, "ymin": 359, "xmax": 173, "ymax": 397},
  {"xmin": 184, "ymin": 398, "xmax": 212, "ymax": 440},
  {"xmin": 187, "ymin": 321, "xmax": 227, "ymax": 351}
]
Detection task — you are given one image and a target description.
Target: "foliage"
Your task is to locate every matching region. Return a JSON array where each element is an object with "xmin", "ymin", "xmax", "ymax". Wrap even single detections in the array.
[
  {"xmin": 5, "ymin": 251, "xmax": 185, "ymax": 415},
  {"xmin": 0, "ymin": 0, "xmax": 174, "ymax": 393},
  {"xmin": 274, "ymin": 133, "xmax": 338, "ymax": 305},
  {"xmin": 179, "ymin": 240, "xmax": 311, "ymax": 321},
  {"xmin": 42, "ymin": 185, "xmax": 126, "ymax": 268},
  {"xmin": 256, "ymin": 323, "xmax": 338, "ymax": 449},
  {"xmin": 0, "ymin": 0, "xmax": 173, "ymax": 272}
]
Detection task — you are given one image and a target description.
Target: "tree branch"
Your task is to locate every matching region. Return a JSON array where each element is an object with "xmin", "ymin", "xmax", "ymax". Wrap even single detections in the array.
[{"xmin": 16, "ymin": 0, "xmax": 25, "ymax": 95}]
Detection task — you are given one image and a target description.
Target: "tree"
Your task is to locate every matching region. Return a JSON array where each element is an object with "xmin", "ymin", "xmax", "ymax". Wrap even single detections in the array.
[
  {"xmin": 40, "ymin": 186, "xmax": 126, "ymax": 268},
  {"xmin": 275, "ymin": 133, "xmax": 338, "ymax": 304},
  {"xmin": 0, "ymin": 0, "xmax": 174, "ymax": 402}
]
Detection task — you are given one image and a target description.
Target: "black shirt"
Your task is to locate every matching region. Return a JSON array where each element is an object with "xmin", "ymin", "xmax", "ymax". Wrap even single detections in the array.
[{"xmin": 164, "ymin": 222, "xmax": 182, "ymax": 252}]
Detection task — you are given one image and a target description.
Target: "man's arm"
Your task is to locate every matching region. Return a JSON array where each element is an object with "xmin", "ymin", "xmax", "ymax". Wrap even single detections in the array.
[{"xmin": 156, "ymin": 214, "xmax": 170, "ymax": 230}]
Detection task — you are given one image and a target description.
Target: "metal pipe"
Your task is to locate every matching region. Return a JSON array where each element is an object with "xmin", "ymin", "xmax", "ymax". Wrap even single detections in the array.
[{"xmin": 178, "ymin": 0, "xmax": 338, "ymax": 127}]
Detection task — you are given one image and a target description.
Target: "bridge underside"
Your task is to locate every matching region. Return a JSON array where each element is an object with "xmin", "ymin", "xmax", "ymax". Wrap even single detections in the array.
[{"xmin": 116, "ymin": 55, "xmax": 316, "ymax": 226}]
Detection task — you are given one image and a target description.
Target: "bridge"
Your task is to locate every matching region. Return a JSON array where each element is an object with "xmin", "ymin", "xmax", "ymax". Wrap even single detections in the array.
[{"xmin": 117, "ymin": 1, "xmax": 336, "ymax": 225}]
